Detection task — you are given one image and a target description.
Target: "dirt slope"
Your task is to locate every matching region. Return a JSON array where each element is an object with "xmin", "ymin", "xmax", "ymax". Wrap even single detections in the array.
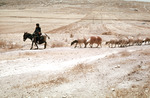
[{"xmin": 0, "ymin": 46, "xmax": 150, "ymax": 97}]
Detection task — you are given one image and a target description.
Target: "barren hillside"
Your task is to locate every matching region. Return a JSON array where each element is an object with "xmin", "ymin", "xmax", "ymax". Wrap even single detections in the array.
[{"xmin": 0, "ymin": 0, "xmax": 150, "ymax": 97}]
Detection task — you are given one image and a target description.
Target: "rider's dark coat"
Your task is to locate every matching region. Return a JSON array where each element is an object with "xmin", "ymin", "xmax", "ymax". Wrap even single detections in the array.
[
  {"xmin": 34, "ymin": 27, "xmax": 41, "ymax": 36},
  {"xmin": 33, "ymin": 27, "xmax": 42, "ymax": 42}
]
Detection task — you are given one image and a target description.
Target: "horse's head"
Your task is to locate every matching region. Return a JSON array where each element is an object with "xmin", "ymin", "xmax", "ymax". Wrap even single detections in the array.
[
  {"xmin": 23, "ymin": 32, "xmax": 32, "ymax": 41},
  {"xmin": 71, "ymin": 40, "xmax": 78, "ymax": 46},
  {"xmin": 71, "ymin": 41, "xmax": 74, "ymax": 46},
  {"xmin": 105, "ymin": 41, "xmax": 109, "ymax": 45},
  {"xmin": 23, "ymin": 32, "xmax": 27, "ymax": 41}
]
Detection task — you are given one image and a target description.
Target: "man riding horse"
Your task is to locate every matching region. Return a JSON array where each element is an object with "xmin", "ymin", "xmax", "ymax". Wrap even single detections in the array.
[
  {"xmin": 23, "ymin": 23, "xmax": 50, "ymax": 49},
  {"xmin": 33, "ymin": 23, "xmax": 42, "ymax": 43}
]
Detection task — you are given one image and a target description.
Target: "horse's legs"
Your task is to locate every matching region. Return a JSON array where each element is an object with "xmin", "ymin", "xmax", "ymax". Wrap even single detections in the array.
[
  {"xmin": 35, "ymin": 42, "xmax": 38, "ymax": 49},
  {"xmin": 96, "ymin": 44, "xmax": 99, "ymax": 48},
  {"xmin": 112, "ymin": 44, "xmax": 114, "ymax": 48},
  {"xmin": 84, "ymin": 43, "xmax": 88, "ymax": 48},
  {"xmin": 109, "ymin": 43, "xmax": 110, "ymax": 48},
  {"xmin": 74, "ymin": 43, "xmax": 77, "ymax": 48},
  {"xmin": 110, "ymin": 44, "xmax": 112, "ymax": 48},
  {"xmin": 90, "ymin": 44, "xmax": 93, "ymax": 48},
  {"xmin": 100, "ymin": 43, "xmax": 102, "ymax": 48},
  {"xmin": 30, "ymin": 42, "xmax": 34, "ymax": 50},
  {"xmin": 44, "ymin": 42, "xmax": 47, "ymax": 49},
  {"xmin": 114, "ymin": 43, "xmax": 116, "ymax": 48},
  {"xmin": 118, "ymin": 44, "xmax": 120, "ymax": 47},
  {"xmin": 84, "ymin": 43, "xmax": 86, "ymax": 48},
  {"xmin": 79, "ymin": 44, "xmax": 82, "ymax": 48},
  {"xmin": 113, "ymin": 43, "xmax": 115, "ymax": 48}
]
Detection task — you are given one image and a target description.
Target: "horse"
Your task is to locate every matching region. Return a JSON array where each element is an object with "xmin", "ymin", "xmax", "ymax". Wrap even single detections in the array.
[
  {"xmin": 133, "ymin": 38, "xmax": 143, "ymax": 46},
  {"xmin": 105, "ymin": 39, "xmax": 120, "ymax": 48},
  {"xmin": 71, "ymin": 38, "xmax": 87, "ymax": 48},
  {"xmin": 85, "ymin": 36, "xmax": 102, "ymax": 48},
  {"xmin": 143, "ymin": 37, "xmax": 150, "ymax": 45},
  {"xmin": 23, "ymin": 32, "xmax": 50, "ymax": 50},
  {"xmin": 119, "ymin": 38, "xmax": 129, "ymax": 47}
]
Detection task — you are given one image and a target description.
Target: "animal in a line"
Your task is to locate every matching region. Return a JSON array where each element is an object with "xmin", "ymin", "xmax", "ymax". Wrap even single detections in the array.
[
  {"xmin": 71, "ymin": 38, "xmax": 87, "ymax": 48},
  {"xmin": 23, "ymin": 32, "xmax": 50, "ymax": 50},
  {"xmin": 143, "ymin": 37, "xmax": 150, "ymax": 45},
  {"xmin": 105, "ymin": 37, "xmax": 146, "ymax": 48},
  {"xmin": 85, "ymin": 36, "xmax": 102, "ymax": 48},
  {"xmin": 105, "ymin": 39, "xmax": 120, "ymax": 48}
]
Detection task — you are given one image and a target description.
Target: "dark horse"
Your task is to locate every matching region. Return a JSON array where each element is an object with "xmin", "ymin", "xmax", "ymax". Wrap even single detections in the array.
[{"xmin": 23, "ymin": 32, "xmax": 50, "ymax": 50}]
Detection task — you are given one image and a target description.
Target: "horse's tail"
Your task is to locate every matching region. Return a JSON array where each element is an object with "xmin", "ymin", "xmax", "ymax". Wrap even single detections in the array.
[
  {"xmin": 44, "ymin": 33, "xmax": 50, "ymax": 39},
  {"xmin": 71, "ymin": 40, "xmax": 78, "ymax": 46}
]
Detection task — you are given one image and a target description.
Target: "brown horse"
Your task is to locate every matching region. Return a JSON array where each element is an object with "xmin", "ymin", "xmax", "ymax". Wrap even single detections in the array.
[
  {"xmin": 85, "ymin": 36, "xmax": 102, "ymax": 48},
  {"xmin": 71, "ymin": 38, "xmax": 87, "ymax": 48},
  {"xmin": 143, "ymin": 37, "xmax": 150, "ymax": 45},
  {"xmin": 23, "ymin": 32, "xmax": 50, "ymax": 50}
]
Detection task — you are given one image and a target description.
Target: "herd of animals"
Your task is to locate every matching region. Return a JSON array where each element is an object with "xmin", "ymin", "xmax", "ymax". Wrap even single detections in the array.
[
  {"xmin": 71, "ymin": 36, "xmax": 102, "ymax": 48},
  {"xmin": 71, "ymin": 36, "xmax": 150, "ymax": 48},
  {"xmin": 105, "ymin": 37, "xmax": 150, "ymax": 48},
  {"xmin": 23, "ymin": 32, "xmax": 150, "ymax": 49}
]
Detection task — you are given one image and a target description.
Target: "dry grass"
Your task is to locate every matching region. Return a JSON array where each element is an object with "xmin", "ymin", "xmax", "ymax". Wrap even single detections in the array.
[
  {"xmin": 64, "ymin": 38, "xmax": 68, "ymax": 42},
  {"xmin": 69, "ymin": 63, "xmax": 95, "ymax": 75},
  {"xmin": 106, "ymin": 51, "xmax": 131, "ymax": 59},
  {"xmin": 23, "ymin": 52, "xmax": 35, "ymax": 56},
  {"xmin": 110, "ymin": 64, "xmax": 150, "ymax": 98},
  {"xmin": 117, "ymin": 59, "xmax": 136, "ymax": 65},
  {"xmin": 0, "ymin": 2, "xmax": 6, "ymax": 6},
  {"xmin": 0, "ymin": 40, "xmax": 22, "ymax": 50},
  {"xmin": 18, "ymin": 52, "xmax": 35, "ymax": 58},
  {"xmin": 106, "ymin": 53, "xmax": 118, "ymax": 59},
  {"xmin": 140, "ymin": 50, "xmax": 150, "ymax": 56},
  {"xmin": 107, "ymin": 83, "xmax": 150, "ymax": 98},
  {"xmin": 25, "ymin": 76, "xmax": 69, "ymax": 89},
  {"xmin": 119, "ymin": 50, "xmax": 131, "ymax": 57},
  {"xmin": 24, "ymin": 63, "xmax": 95, "ymax": 89},
  {"xmin": 127, "ymin": 65, "xmax": 141, "ymax": 77},
  {"xmin": 0, "ymin": 41, "xmax": 6, "ymax": 48},
  {"xmin": 102, "ymin": 31, "xmax": 114, "ymax": 35},
  {"xmin": 50, "ymin": 41, "xmax": 67, "ymax": 48},
  {"xmin": 70, "ymin": 33, "xmax": 74, "ymax": 38},
  {"xmin": 145, "ymin": 62, "xmax": 150, "ymax": 66}
]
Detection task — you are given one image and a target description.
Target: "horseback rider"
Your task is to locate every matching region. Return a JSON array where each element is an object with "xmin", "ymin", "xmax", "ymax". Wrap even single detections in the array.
[{"xmin": 33, "ymin": 23, "xmax": 42, "ymax": 43}]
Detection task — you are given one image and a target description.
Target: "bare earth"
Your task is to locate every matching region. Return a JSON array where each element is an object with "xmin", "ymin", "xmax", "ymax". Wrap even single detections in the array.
[{"xmin": 0, "ymin": 0, "xmax": 150, "ymax": 97}]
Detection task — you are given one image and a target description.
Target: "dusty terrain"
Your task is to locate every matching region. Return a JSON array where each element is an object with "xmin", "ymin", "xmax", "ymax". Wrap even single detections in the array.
[{"xmin": 0, "ymin": 0, "xmax": 150, "ymax": 97}]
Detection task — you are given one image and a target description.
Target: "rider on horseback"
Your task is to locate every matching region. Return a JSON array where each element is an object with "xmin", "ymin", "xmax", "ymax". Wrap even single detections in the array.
[{"xmin": 33, "ymin": 23, "xmax": 42, "ymax": 43}]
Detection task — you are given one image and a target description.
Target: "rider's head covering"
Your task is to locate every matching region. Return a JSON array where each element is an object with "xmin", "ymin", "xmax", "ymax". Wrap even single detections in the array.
[{"xmin": 36, "ymin": 23, "xmax": 39, "ymax": 27}]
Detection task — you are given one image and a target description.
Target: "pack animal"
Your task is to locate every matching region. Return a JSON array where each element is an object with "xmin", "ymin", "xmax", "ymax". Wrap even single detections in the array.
[
  {"xmin": 143, "ymin": 37, "xmax": 150, "ymax": 45},
  {"xmin": 105, "ymin": 39, "xmax": 120, "ymax": 48},
  {"xmin": 71, "ymin": 38, "xmax": 87, "ymax": 48},
  {"xmin": 23, "ymin": 32, "xmax": 50, "ymax": 50},
  {"xmin": 86, "ymin": 36, "xmax": 102, "ymax": 48}
]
